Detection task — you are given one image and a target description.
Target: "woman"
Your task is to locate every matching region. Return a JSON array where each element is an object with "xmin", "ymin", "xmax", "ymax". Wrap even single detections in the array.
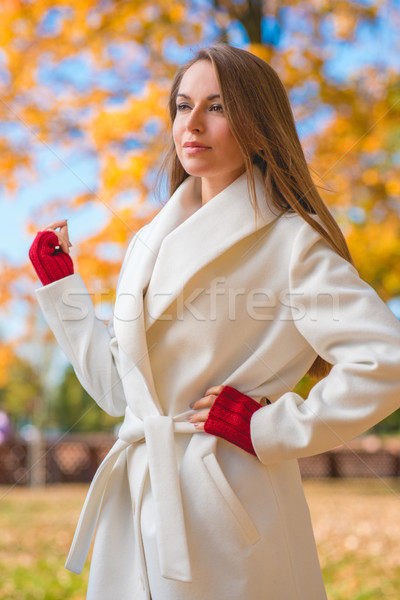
[{"xmin": 29, "ymin": 45, "xmax": 400, "ymax": 600}]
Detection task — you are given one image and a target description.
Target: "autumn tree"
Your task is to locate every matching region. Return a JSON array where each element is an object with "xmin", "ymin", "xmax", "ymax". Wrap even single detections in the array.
[
  {"xmin": 49, "ymin": 364, "xmax": 120, "ymax": 432},
  {"xmin": 0, "ymin": 353, "xmax": 43, "ymax": 426}
]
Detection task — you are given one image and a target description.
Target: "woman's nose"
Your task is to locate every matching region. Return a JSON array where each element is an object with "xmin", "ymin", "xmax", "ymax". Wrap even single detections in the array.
[{"xmin": 186, "ymin": 107, "xmax": 204, "ymax": 133}]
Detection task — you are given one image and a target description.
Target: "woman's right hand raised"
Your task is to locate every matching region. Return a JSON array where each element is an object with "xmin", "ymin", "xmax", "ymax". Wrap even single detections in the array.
[{"xmin": 29, "ymin": 220, "xmax": 74, "ymax": 286}]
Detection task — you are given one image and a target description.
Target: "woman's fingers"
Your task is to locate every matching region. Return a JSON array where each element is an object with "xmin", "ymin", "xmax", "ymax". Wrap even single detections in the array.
[
  {"xmin": 192, "ymin": 422, "xmax": 205, "ymax": 431},
  {"xmin": 188, "ymin": 409, "xmax": 211, "ymax": 430},
  {"xmin": 44, "ymin": 220, "xmax": 72, "ymax": 254},
  {"xmin": 205, "ymin": 384, "xmax": 224, "ymax": 396},
  {"xmin": 190, "ymin": 393, "xmax": 216, "ymax": 411},
  {"xmin": 188, "ymin": 384, "xmax": 226, "ymax": 433},
  {"xmin": 45, "ymin": 219, "xmax": 68, "ymax": 230},
  {"xmin": 188, "ymin": 384, "xmax": 226, "ymax": 429},
  {"xmin": 189, "ymin": 385, "xmax": 225, "ymax": 412},
  {"xmin": 188, "ymin": 396, "xmax": 214, "ymax": 428}
]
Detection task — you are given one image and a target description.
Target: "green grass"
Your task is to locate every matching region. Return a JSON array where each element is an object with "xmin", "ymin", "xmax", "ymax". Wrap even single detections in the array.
[
  {"xmin": 0, "ymin": 480, "xmax": 399, "ymax": 599},
  {"xmin": 323, "ymin": 554, "xmax": 400, "ymax": 600},
  {"xmin": 0, "ymin": 485, "xmax": 89, "ymax": 600},
  {"xmin": 305, "ymin": 479, "xmax": 400, "ymax": 600}
]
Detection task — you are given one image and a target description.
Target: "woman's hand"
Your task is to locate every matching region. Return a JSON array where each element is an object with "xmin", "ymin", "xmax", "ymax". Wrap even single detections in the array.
[
  {"xmin": 43, "ymin": 219, "xmax": 72, "ymax": 254},
  {"xmin": 189, "ymin": 385, "xmax": 266, "ymax": 456},
  {"xmin": 188, "ymin": 385, "xmax": 225, "ymax": 431},
  {"xmin": 29, "ymin": 220, "xmax": 74, "ymax": 286}
]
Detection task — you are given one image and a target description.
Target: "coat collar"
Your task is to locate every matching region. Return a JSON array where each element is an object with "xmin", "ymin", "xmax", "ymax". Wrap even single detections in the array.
[{"xmin": 143, "ymin": 166, "xmax": 280, "ymax": 327}]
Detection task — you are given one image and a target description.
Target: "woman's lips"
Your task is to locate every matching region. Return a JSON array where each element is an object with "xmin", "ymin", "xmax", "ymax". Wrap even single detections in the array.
[
  {"xmin": 183, "ymin": 145, "xmax": 211, "ymax": 155},
  {"xmin": 183, "ymin": 143, "xmax": 212, "ymax": 155}
]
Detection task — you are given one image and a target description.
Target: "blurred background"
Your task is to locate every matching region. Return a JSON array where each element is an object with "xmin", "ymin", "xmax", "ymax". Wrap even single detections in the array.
[{"xmin": 0, "ymin": 1, "xmax": 400, "ymax": 598}]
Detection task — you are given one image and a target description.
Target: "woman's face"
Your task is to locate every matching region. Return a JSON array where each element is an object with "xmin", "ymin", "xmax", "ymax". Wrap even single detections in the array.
[{"xmin": 172, "ymin": 60, "xmax": 245, "ymax": 195}]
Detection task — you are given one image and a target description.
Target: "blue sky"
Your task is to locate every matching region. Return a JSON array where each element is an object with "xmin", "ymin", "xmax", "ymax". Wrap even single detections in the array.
[{"xmin": 1, "ymin": 149, "xmax": 107, "ymax": 262}]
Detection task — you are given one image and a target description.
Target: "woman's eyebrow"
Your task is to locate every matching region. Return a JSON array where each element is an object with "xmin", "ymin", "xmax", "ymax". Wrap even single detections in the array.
[{"xmin": 176, "ymin": 93, "xmax": 221, "ymax": 101}]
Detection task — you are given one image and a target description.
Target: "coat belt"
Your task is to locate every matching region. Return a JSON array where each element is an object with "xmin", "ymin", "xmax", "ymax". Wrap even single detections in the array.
[{"xmin": 65, "ymin": 410, "xmax": 198, "ymax": 583}]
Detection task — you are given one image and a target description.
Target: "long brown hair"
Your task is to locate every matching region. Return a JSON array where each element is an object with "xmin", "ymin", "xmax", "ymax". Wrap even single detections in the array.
[{"xmin": 160, "ymin": 44, "xmax": 353, "ymax": 379}]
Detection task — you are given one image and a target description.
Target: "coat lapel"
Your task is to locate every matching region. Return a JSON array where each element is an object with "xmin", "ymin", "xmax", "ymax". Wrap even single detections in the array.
[
  {"xmin": 113, "ymin": 175, "xmax": 203, "ymax": 414},
  {"xmin": 114, "ymin": 174, "xmax": 203, "ymax": 338},
  {"xmin": 144, "ymin": 167, "xmax": 280, "ymax": 327}
]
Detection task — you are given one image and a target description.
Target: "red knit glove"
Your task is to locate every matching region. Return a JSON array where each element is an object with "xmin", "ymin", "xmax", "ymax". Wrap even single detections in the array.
[
  {"xmin": 29, "ymin": 231, "xmax": 74, "ymax": 286},
  {"xmin": 204, "ymin": 386, "xmax": 267, "ymax": 456}
]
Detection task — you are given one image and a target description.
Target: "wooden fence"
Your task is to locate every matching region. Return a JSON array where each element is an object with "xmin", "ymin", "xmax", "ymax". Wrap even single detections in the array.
[{"xmin": 0, "ymin": 434, "xmax": 399, "ymax": 486}]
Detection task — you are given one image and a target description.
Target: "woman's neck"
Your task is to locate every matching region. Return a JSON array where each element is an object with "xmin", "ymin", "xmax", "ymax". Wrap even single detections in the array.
[{"xmin": 201, "ymin": 167, "xmax": 246, "ymax": 205}]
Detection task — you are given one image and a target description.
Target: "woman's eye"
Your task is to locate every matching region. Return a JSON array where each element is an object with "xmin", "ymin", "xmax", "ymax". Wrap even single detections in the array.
[{"xmin": 176, "ymin": 103, "xmax": 223, "ymax": 113}]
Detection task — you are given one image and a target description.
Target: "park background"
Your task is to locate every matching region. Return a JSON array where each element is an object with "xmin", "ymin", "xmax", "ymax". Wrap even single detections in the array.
[{"xmin": 0, "ymin": 0, "xmax": 400, "ymax": 598}]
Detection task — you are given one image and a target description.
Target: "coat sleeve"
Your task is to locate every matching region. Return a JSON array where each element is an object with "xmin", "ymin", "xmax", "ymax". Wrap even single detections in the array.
[
  {"xmin": 35, "ymin": 229, "xmax": 146, "ymax": 417},
  {"xmin": 251, "ymin": 220, "xmax": 400, "ymax": 464}
]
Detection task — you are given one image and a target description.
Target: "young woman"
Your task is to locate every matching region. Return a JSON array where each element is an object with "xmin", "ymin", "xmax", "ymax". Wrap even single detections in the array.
[{"xmin": 30, "ymin": 45, "xmax": 400, "ymax": 600}]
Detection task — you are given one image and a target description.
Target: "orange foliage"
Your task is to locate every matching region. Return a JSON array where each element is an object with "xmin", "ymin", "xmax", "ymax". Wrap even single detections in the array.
[{"xmin": 0, "ymin": 343, "xmax": 16, "ymax": 388}]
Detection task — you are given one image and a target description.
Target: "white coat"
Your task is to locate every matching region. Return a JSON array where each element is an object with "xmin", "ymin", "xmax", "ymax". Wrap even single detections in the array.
[{"xmin": 36, "ymin": 168, "xmax": 400, "ymax": 600}]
